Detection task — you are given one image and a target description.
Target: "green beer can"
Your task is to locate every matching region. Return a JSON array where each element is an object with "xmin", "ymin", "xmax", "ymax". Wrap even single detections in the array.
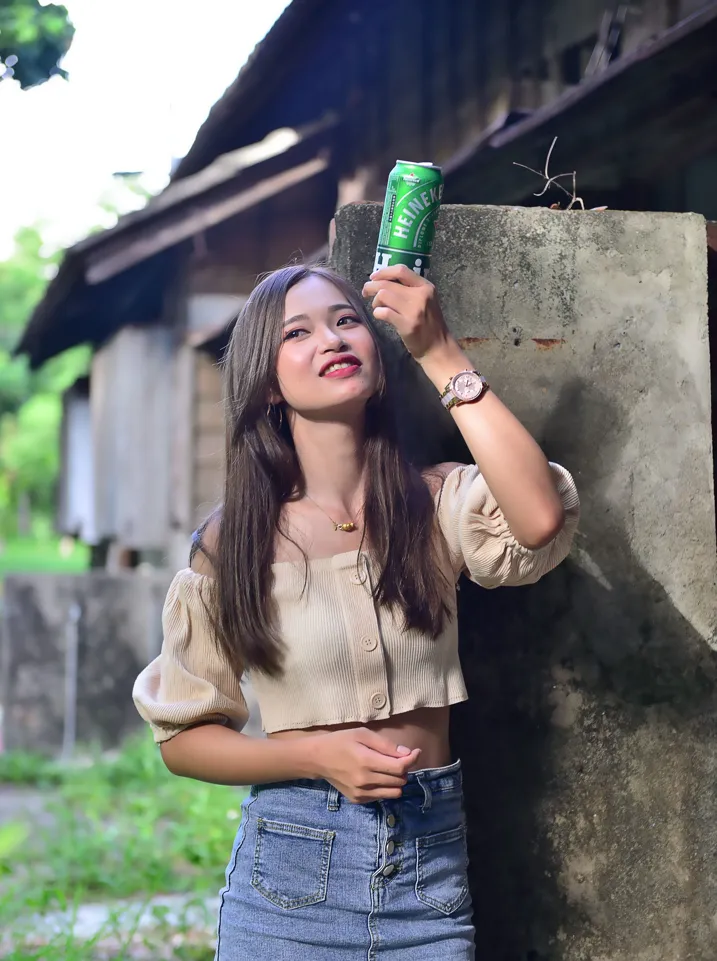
[{"xmin": 373, "ymin": 160, "xmax": 444, "ymax": 277}]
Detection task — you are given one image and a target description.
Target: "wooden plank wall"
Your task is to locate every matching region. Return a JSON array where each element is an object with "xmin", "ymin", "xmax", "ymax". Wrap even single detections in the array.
[
  {"xmin": 91, "ymin": 326, "xmax": 174, "ymax": 550},
  {"xmin": 342, "ymin": 0, "xmax": 683, "ymax": 188},
  {"xmin": 57, "ymin": 387, "xmax": 96, "ymax": 543},
  {"xmin": 192, "ymin": 351, "xmax": 225, "ymax": 530},
  {"xmin": 167, "ymin": 341, "xmax": 195, "ymax": 565}
]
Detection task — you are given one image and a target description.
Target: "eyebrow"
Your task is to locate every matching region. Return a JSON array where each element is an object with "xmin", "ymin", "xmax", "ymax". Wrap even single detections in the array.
[{"xmin": 284, "ymin": 303, "xmax": 356, "ymax": 326}]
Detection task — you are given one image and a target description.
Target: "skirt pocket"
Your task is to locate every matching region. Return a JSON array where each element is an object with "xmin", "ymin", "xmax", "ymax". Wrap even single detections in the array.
[
  {"xmin": 251, "ymin": 817, "xmax": 335, "ymax": 910},
  {"xmin": 415, "ymin": 824, "xmax": 469, "ymax": 916}
]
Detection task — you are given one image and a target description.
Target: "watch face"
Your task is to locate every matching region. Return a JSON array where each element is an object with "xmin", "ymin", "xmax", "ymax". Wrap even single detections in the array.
[{"xmin": 452, "ymin": 371, "xmax": 482, "ymax": 401}]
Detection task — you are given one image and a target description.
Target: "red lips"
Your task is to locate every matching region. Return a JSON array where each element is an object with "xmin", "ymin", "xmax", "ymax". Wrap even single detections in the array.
[{"xmin": 319, "ymin": 354, "xmax": 362, "ymax": 376}]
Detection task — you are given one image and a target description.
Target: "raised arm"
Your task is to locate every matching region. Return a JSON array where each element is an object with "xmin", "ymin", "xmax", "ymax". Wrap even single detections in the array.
[{"xmin": 365, "ymin": 265, "xmax": 580, "ymax": 554}]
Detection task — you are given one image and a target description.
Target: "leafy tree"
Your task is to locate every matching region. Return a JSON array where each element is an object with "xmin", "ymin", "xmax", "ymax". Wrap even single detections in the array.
[
  {"xmin": 0, "ymin": 226, "xmax": 53, "ymax": 344},
  {"xmin": 0, "ymin": 227, "xmax": 84, "ymax": 418},
  {"xmin": 0, "ymin": 0, "xmax": 74, "ymax": 89},
  {"xmin": 0, "ymin": 225, "xmax": 88, "ymax": 537},
  {"xmin": 0, "ymin": 184, "xmax": 156, "ymax": 538},
  {"xmin": 0, "ymin": 227, "xmax": 88, "ymax": 408},
  {"xmin": 0, "ymin": 227, "xmax": 52, "ymax": 418},
  {"xmin": 0, "ymin": 393, "xmax": 61, "ymax": 523}
]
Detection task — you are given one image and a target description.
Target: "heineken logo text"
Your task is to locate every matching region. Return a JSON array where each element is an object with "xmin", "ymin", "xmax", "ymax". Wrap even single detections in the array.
[
  {"xmin": 392, "ymin": 187, "xmax": 442, "ymax": 240},
  {"xmin": 372, "ymin": 250, "xmax": 427, "ymax": 276}
]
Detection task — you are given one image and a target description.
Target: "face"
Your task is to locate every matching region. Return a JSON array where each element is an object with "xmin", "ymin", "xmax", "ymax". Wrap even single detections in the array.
[{"xmin": 274, "ymin": 274, "xmax": 380, "ymax": 417}]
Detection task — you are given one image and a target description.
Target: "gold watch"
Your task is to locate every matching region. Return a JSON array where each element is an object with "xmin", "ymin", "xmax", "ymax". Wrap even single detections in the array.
[{"xmin": 439, "ymin": 370, "xmax": 489, "ymax": 410}]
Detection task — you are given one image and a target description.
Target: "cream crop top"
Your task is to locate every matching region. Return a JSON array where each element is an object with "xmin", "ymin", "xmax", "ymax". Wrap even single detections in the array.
[{"xmin": 133, "ymin": 464, "xmax": 579, "ymax": 741}]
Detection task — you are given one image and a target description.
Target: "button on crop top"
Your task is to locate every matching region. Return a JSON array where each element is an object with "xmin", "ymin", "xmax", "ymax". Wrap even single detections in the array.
[{"xmin": 133, "ymin": 464, "xmax": 579, "ymax": 741}]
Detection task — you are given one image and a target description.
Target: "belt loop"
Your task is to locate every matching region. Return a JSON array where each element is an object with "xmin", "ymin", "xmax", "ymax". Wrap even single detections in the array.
[
  {"xmin": 416, "ymin": 773, "xmax": 432, "ymax": 813},
  {"xmin": 327, "ymin": 785, "xmax": 340, "ymax": 812}
]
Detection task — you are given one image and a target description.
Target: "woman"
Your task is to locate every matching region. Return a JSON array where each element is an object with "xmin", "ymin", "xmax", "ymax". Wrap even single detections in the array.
[{"xmin": 133, "ymin": 262, "xmax": 579, "ymax": 959}]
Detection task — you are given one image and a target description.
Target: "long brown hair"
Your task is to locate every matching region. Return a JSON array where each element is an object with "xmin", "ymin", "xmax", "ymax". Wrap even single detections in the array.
[{"xmin": 201, "ymin": 264, "xmax": 449, "ymax": 677}]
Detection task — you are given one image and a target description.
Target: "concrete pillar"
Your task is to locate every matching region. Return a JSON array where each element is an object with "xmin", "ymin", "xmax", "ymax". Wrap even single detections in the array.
[{"xmin": 331, "ymin": 203, "xmax": 717, "ymax": 961}]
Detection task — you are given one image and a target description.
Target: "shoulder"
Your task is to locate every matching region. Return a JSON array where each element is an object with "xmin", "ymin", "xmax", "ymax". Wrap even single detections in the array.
[
  {"xmin": 190, "ymin": 510, "xmax": 221, "ymax": 576},
  {"xmin": 420, "ymin": 462, "xmax": 466, "ymax": 498}
]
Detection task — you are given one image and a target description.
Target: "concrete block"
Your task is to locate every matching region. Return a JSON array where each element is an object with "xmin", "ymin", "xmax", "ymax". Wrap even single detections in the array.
[
  {"xmin": 0, "ymin": 571, "xmax": 171, "ymax": 753},
  {"xmin": 0, "ymin": 569, "xmax": 265, "ymax": 753},
  {"xmin": 331, "ymin": 203, "xmax": 717, "ymax": 960}
]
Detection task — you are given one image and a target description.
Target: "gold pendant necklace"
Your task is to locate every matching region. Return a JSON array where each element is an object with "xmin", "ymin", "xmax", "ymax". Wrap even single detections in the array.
[{"xmin": 305, "ymin": 493, "xmax": 359, "ymax": 533}]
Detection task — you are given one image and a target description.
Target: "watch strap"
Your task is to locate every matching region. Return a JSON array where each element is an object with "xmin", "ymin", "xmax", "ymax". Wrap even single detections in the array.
[{"xmin": 443, "ymin": 393, "xmax": 465, "ymax": 411}]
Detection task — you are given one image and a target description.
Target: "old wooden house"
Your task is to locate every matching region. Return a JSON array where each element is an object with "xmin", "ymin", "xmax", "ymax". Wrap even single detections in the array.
[{"xmin": 17, "ymin": 0, "xmax": 717, "ymax": 569}]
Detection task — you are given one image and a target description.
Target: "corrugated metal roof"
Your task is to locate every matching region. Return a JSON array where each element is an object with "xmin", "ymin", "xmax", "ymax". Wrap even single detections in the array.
[
  {"xmin": 172, "ymin": 0, "xmax": 329, "ymax": 181},
  {"xmin": 15, "ymin": 115, "xmax": 337, "ymax": 368}
]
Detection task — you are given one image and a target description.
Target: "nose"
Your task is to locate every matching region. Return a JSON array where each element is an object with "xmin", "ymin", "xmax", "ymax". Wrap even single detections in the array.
[{"xmin": 317, "ymin": 325, "xmax": 347, "ymax": 351}]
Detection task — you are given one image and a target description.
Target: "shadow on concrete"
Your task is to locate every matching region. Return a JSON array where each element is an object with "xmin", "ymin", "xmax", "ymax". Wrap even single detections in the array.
[
  {"xmin": 708, "ymin": 242, "xmax": 716, "ymax": 550},
  {"xmin": 442, "ymin": 379, "xmax": 717, "ymax": 961}
]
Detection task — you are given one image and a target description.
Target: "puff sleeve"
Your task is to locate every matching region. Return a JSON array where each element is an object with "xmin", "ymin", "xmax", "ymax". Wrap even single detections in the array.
[
  {"xmin": 435, "ymin": 463, "xmax": 580, "ymax": 588},
  {"xmin": 132, "ymin": 569, "xmax": 249, "ymax": 743}
]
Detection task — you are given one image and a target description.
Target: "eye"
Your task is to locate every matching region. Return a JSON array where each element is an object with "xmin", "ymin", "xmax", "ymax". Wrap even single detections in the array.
[
  {"xmin": 337, "ymin": 315, "xmax": 360, "ymax": 327},
  {"xmin": 283, "ymin": 327, "xmax": 307, "ymax": 341}
]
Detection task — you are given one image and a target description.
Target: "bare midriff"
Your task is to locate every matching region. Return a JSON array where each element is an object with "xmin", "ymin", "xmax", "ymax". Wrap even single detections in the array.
[{"xmin": 267, "ymin": 705, "xmax": 452, "ymax": 771}]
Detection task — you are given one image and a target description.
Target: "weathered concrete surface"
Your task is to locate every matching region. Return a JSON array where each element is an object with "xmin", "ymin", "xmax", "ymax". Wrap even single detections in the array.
[
  {"xmin": 0, "ymin": 570, "xmax": 172, "ymax": 752},
  {"xmin": 0, "ymin": 569, "xmax": 265, "ymax": 753},
  {"xmin": 332, "ymin": 204, "xmax": 717, "ymax": 961}
]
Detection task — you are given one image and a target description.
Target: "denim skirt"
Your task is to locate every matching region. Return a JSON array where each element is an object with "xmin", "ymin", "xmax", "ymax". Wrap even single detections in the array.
[{"xmin": 215, "ymin": 759, "xmax": 475, "ymax": 960}]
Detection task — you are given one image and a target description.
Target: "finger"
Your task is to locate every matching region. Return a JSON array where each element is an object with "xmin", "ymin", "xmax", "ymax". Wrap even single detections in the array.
[
  {"xmin": 362, "ymin": 276, "xmax": 429, "ymax": 299},
  {"xmin": 366, "ymin": 749, "xmax": 422, "ymax": 777},
  {"xmin": 357, "ymin": 729, "xmax": 413, "ymax": 757},
  {"xmin": 371, "ymin": 287, "xmax": 405, "ymax": 317},
  {"xmin": 370, "ymin": 264, "xmax": 427, "ymax": 287},
  {"xmin": 362, "ymin": 279, "xmax": 409, "ymax": 298},
  {"xmin": 373, "ymin": 306, "xmax": 403, "ymax": 324},
  {"xmin": 350, "ymin": 787, "xmax": 404, "ymax": 804},
  {"xmin": 361, "ymin": 280, "xmax": 382, "ymax": 298},
  {"xmin": 362, "ymin": 774, "xmax": 408, "ymax": 789}
]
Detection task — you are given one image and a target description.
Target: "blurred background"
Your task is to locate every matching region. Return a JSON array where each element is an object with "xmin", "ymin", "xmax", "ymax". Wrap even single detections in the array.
[{"xmin": 0, "ymin": 0, "xmax": 716, "ymax": 957}]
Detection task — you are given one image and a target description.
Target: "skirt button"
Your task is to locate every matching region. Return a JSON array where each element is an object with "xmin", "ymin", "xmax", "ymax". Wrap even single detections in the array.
[{"xmin": 383, "ymin": 863, "xmax": 396, "ymax": 877}]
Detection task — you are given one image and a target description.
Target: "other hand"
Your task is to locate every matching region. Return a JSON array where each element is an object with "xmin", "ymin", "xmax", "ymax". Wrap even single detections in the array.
[{"xmin": 313, "ymin": 726, "xmax": 421, "ymax": 804}]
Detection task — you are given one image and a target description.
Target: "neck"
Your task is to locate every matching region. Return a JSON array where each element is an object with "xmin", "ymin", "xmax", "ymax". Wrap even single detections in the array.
[{"xmin": 290, "ymin": 414, "xmax": 366, "ymax": 514}]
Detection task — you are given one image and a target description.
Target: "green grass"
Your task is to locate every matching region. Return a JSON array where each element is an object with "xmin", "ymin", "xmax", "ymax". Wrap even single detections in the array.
[
  {"xmin": 0, "ymin": 749, "xmax": 64, "ymax": 786},
  {"xmin": 0, "ymin": 537, "xmax": 90, "ymax": 576},
  {"xmin": 0, "ymin": 731, "xmax": 244, "ymax": 959}
]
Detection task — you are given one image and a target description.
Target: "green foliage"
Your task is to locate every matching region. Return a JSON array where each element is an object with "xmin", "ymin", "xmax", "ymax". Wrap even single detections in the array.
[
  {"xmin": 0, "ymin": 0, "xmax": 75, "ymax": 89},
  {"xmin": 0, "ymin": 535, "xmax": 90, "ymax": 575},
  {"xmin": 0, "ymin": 731, "xmax": 239, "ymax": 957},
  {"xmin": 1, "ymin": 393, "xmax": 60, "ymax": 515},
  {"xmin": 0, "ymin": 821, "xmax": 29, "ymax": 864},
  {"xmin": 0, "ymin": 227, "xmax": 88, "ymax": 417},
  {"xmin": 0, "ymin": 750, "xmax": 64, "ymax": 786},
  {"xmin": 0, "ymin": 348, "xmax": 28, "ymax": 416},
  {"xmin": 0, "ymin": 226, "xmax": 90, "ymax": 537},
  {"xmin": 0, "ymin": 227, "xmax": 53, "ymax": 347},
  {"xmin": 0, "ymin": 228, "xmax": 55, "ymax": 421}
]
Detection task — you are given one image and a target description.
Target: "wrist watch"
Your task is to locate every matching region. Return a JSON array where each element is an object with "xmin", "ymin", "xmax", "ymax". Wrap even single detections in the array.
[{"xmin": 439, "ymin": 369, "xmax": 489, "ymax": 410}]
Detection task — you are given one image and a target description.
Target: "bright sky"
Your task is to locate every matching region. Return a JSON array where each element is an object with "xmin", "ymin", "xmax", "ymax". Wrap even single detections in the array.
[{"xmin": 0, "ymin": 0, "xmax": 291, "ymax": 257}]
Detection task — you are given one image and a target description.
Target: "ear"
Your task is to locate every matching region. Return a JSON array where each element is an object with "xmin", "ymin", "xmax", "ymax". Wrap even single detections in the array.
[{"xmin": 266, "ymin": 374, "xmax": 284, "ymax": 405}]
